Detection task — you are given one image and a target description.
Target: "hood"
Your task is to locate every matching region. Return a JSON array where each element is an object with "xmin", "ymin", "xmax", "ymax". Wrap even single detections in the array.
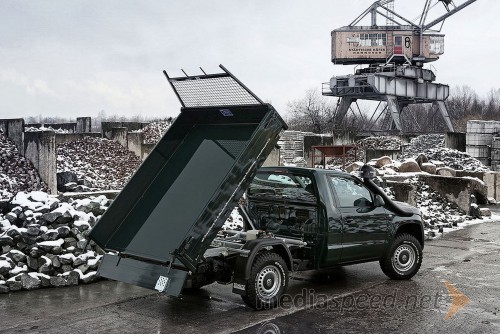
[{"xmin": 393, "ymin": 201, "xmax": 421, "ymax": 216}]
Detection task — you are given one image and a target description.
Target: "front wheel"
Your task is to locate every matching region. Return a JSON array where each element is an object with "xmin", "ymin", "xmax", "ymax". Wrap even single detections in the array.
[
  {"xmin": 242, "ymin": 251, "xmax": 289, "ymax": 310},
  {"xmin": 380, "ymin": 233, "xmax": 422, "ymax": 280}
]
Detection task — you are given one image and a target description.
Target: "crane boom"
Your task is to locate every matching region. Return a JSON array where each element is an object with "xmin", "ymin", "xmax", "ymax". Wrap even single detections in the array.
[{"xmin": 423, "ymin": 0, "xmax": 477, "ymax": 31}]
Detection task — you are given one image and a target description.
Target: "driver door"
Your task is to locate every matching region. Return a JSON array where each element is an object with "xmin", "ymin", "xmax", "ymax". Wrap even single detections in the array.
[{"xmin": 328, "ymin": 175, "xmax": 390, "ymax": 262}]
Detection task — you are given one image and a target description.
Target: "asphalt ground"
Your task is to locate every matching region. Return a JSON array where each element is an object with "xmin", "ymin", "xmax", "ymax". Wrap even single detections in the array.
[{"xmin": 1, "ymin": 215, "xmax": 499, "ymax": 334}]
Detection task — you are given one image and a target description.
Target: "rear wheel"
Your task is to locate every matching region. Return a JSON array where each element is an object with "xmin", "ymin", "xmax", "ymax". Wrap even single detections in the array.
[
  {"xmin": 242, "ymin": 251, "xmax": 289, "ymax": 310},
  {"xmin": 380, "ymin": 233, "xmax": 422, "ymax": 280}
]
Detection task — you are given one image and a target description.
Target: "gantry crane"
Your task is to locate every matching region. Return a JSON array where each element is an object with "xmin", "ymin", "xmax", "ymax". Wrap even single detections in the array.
[{"xmin": 323, "ymin": 0, "xmax": 478, "ymax": 133}]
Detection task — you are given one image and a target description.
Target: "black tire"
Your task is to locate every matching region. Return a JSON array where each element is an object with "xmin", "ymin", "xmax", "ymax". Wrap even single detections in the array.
[
  {"xmin": 242, "ymin": 251, "xmax": 289, "ymax": 310},
  {"xmin": 380, "ymin": 233, "xmax": 422, "ymax": 280}
]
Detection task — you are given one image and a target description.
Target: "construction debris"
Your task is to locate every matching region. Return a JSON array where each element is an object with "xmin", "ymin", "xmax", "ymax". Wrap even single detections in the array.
[
  {"xmin": 0, "ymin": 191, "xmax": 108, "ymax": 293},
  {"xmin": 56, "ymin": 137, "xmax": 141, "ymax": 191},
  {"xmin": 142, "ymin": 120, "xmax": 172, "ymax": 144}
]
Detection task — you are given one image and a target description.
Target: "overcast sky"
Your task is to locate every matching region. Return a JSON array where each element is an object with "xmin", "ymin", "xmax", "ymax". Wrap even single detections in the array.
[{"xmin": 0, "ymin": 0, "xmax": 498, "ymax": 120}]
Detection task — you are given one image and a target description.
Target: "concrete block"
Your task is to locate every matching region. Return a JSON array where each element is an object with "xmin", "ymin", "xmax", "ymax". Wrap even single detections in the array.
[
  {"xmin": 375, "ymin": 156, "xmax": 392, "ymax": 168},
  {"xmin": 386, "ymin": 181, "xmax": 417, "ymax": 207},
  {"xmin": 421, "ymin": 163, "xmax": 437, "ymax": 174},
  {"xmin": 76, "ymin": 117, "xmax": 92, "ymax": 133},
  {"xmin": 101, "ymin": 122, "xmax": 148, "ymax": 139},
  {"xmin": 127, "ymin": 132, "xmax": 144, "ymax": 159},
  {"xmin": 0, "ymin": 118, "xmax": 24, "ymax": 152},
  {"xmin": 436, "ymin": 167, "xmax": 456, "ymax": 177},
  {"xmin": 399, "ymin": 159, "xmax": 421, "ymax": 173},
  {"xmin": 24, "ymin": 131, "xmax": 57, "ymax": 195},
  {"xmin": 111, "ymin": 127, "xmax": 128, "ymax": 148}
]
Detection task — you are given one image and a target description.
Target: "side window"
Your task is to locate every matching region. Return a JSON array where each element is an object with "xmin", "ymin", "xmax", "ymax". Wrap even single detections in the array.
[
  {"xmin": 329, "ymin": 176, "xmax": 373, "ymax": 208},
  {"xmin": 249, "ymin": 172, "xmax": 316, "ymax": 202}
]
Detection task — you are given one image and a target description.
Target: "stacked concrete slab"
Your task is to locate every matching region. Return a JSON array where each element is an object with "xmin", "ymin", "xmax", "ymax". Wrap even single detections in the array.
[{"xmin": 466, "ymin": 120, "xmax": 500, "ymax": 168}]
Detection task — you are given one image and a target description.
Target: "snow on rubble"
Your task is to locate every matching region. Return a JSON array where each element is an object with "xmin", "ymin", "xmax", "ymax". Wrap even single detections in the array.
[
  {"xmin": 324, "ymin": 134, "xmax": 488, "ymax": 172},
  {"xmin": 56, "ymin": 136, "xmax": 141, "ymax": 191},
  {"xmin": 0, "ymin": 129, "xmax": 48, "ymax": 200},
  {"xmin": 401, "ymin": 134, "xmax": 489, "ymax": 172},
  {"xmin": 142, "ymin": 120, "xmax": 173, "ymax": 144},
  {"xmin": 0, "ymin": 191, "xmax": 110, "ymax": 293}
]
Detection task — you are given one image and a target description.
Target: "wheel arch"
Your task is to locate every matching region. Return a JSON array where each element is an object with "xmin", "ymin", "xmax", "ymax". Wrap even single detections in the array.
[
  {"xmin": 233, "ymin": 239, "xmax": 293, "ymax": 282},
  {"xmin": 395, "ymin": 222, "xmax": 424, "ymax": 249}
]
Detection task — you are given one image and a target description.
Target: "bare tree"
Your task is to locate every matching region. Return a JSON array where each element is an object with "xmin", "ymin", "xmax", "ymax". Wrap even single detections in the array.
[{"xmin": 286, "ymin": 89, "xmax": 337, "ymax": 134}]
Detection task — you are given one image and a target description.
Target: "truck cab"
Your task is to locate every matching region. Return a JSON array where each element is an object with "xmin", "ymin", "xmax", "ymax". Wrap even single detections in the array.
[{"xmin": 246, "ymin": 167, "xmax": 424, "ymax": 270}]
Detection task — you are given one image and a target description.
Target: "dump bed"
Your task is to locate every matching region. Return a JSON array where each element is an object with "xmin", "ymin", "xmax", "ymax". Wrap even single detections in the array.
[{"xmin": 88, "ymin": 65, "xmax": 286, "ymax": 295}]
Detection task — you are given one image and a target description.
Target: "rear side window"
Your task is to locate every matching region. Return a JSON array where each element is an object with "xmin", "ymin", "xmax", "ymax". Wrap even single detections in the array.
[
  {"xmin": 249, "ymin": 171, "xmax": 316, "ymax": 202},
  {"xmin": 329, "ymin": 176, "xmax": 373, "ymax": 208}
]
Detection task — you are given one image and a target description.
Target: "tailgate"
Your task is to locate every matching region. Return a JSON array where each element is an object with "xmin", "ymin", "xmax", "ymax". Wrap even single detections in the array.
[{"xmin": 88, "ymin": 66, "xmax": 287, "ymax": 277}]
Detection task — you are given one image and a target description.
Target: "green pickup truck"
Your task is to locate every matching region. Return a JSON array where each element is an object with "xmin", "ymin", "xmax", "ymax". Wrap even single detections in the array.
[
  {"xmin": 233, "ymin": 165, "xmax": 424, "ymax": 309},
  {"xmin": 88, "ymin": 66, "xmax": 424, "ymax": 310}
]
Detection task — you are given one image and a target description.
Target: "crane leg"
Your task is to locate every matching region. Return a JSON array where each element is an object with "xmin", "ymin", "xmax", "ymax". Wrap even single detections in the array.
[
  {"xmin": 434, "ymin": 101, "xmax": 454, "ymax": 132},
  {"xmin": 385, "ymin": 96, "xmax": 403, "ymax": 131},
  {"xmin": 335, "ymin": 97, "xmax": 354, "ymax": 127}
]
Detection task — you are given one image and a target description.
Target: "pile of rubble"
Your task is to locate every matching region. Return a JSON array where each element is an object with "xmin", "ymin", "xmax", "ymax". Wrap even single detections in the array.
[
  {"xmin": 142, "ymin": 120, "xmax": 172, "ymax": 144},
  {"xmin": 410, "ymin": 179, "xmax": 466, "ymax": 237},
  {"xmin": 424, "ymin": 148, "xmax": 490, "ymax": 172},
  {"xmin": 56, "ymin": 137, "xmax": 141, "ymax": 191},
  {"xmin": 400, "ymin": 134, "xmax": 445, "ymax": 159},
  {"xmin": 325, "ymin": 136, "xmax": 402, "ymax": 169},
  {"xmin": 399, "ymin": 134, "xmax": 489, "ymax": 172},
  {"xmin": 0, "ymin": 130, "xmax": 47, "ymax": 200},
  {"xmin": 0, "ymin": 191, "xmax": 107, "ymax": 293}
]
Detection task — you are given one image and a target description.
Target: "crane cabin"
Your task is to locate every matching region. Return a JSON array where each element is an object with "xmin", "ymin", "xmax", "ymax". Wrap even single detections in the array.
[{"xmin": 332, "ymin": 27, "xmax": 445, "ymax": 65}]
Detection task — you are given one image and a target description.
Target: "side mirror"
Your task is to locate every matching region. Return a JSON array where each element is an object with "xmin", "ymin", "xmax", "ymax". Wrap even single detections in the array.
[{"xmin": 374, "ymin": 194, "xmax": 385, "ymax": 207}]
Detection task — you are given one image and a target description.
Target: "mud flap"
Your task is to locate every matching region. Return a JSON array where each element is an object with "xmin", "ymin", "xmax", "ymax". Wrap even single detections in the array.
[{"xmin": 98, "ymin": 254, "xmax": 188, "ymax": 297}]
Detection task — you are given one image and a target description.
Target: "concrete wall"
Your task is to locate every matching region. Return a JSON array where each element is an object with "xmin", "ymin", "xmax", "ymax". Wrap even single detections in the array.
[
  {"xmin": 0, "ymin": 118, "xmax": 24, "ymax": 152},
  {"xmin": 127, "ymin": 132, "xmax": 144, "ymax": 158},
  {"xmin": 142, "ymin": 143, "xmax": 155, "ymax": 159},
  {"xmin": 110, "ymin": 127, "xmax": 128, "ymax": 148},
  {"xmin": 55, "ymin": 132, "xmax": 101, "ymax": 145},
  {"xmin": 24, "ymin": 131, "xmax": 57, "ymax": 195},
  {"xmin": 262, "ymin": 147, "xmax": 280, "ymax": 167},
  {"xmin": 101, "ymin": 122, "xmax": 149, "ymax": 139},
  {"xmin": 76, "ymin": 117, "xmax": 92, "ymax": 133},
  {"xmin": 445, "ymin": 132, "xmax": 466, "ymax": 152},
  {"xmin": 419, "ymin": 174, "xmax": 488, "ymax": 212},
  {"xmin": 366, "ymin": 149, "xmax": 401, "ymax": 163}
]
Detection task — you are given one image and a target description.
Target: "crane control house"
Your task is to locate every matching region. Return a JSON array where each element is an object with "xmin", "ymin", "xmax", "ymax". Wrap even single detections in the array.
[{"xmin": 323, "ymin": 0, "xmax": 477, "ymax": 133}]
